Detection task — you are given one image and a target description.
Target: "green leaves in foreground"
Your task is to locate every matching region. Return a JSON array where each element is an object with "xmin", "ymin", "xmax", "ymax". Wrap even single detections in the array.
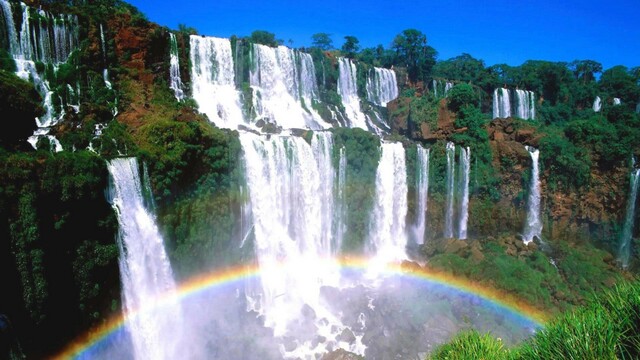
[
  {"xmin": 429, "ymin": 331, "xmax": 510, "ymax": 360},
  {"xmin": 429, "ymin": 281, "xmax": 640, "ymax": 360}
]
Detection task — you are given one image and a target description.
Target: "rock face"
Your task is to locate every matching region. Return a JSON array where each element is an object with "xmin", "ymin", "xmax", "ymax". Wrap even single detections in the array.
[{"xmin": 321, "ymin": 349, "xmax": 364, "ymax": 360}]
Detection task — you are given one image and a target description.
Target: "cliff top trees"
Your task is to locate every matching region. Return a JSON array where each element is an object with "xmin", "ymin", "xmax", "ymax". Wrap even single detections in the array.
[
  {"xmin": 311, "ymin": 33, "xmax": 333, "ymax": 51},
  {"xmin": 341, "ymin": 36, "xmax": 360, "ymax": 59},
  {"xmin": 391, "ymin": 29, "xmax": 437, "ymax": 84}
]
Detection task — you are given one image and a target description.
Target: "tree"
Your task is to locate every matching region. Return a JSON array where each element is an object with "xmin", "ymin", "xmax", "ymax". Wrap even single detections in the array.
[
  {"xmin": 433, "ymin": 53, "xmax": 496, "ymax": 92},
  {"xmin": 0, "ymin": 70, "xmax": 42, "ymax": 149},
  {"xmin": 447, "ymin": 83, "xmax": 477, "ymax": 112},
  {"xmin": 391, "ymin": 29, "xmax": 437, "ymax": 84},
  {"xmin": 311, "ymin": 33, "xmax": 333, "ymax": 51},
  {"xmin": 570, "ymin": 60, "xmax": 602, "ymax": 84},
  {"xmin": 341, "ymin": 36, "xmax": 360, "ymax": 58},
  {"xmin": 599, "ymin": 65, "xmax": 640, "ymax": 104},
  {"xmin": 249, "ymin": 30, "xmax": 279, "ymax": 47}
]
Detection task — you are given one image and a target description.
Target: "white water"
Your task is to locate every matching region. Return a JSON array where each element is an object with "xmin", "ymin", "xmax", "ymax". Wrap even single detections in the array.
[
  {"xmin": 522, "ymin": 146, "xmax": 542, "ymax": 244},
  {"xmin": 514, "ymin": 89, "xmax": 535, "ymax": 120},
  {"xmin": 250, "ymin": 44, "xmax": 327, "ymax": 130},
  {"xmin": 432, "ymin": 80, "xmax": 453, "ymax": 98},
  {"xmin": 444, "ymin": 142, "xmax": 456, "ymax": 238},
  {"xmin": 335, "ymin": 146, "xmax": 347, "ymax": 251},
  {"xmin": 1, "ymin": 1, "xmax": 79, "ymax": 146},
  {"xmin": 613, "ymin": 97, "xmax": 622, "ymax": 106},
  {"xmin": 492, "ymin": 88, "xmax": 511, "ymax": 119},
  {"xmin": 169, "ymin": 33, "xmax": 185, "ymax": 101},
  {"xmin": 365, "ymin": 67, "xmax": 398, "ymax": 107},
  {"xmin": 107, "ymin": 158, "xmax": 187, "ymax": 360},
  {"xmin": 240, "ymin": 132, "xmax": 362, "ymax": 357},
  {"xmin": 457, "ymin": 147, "xmax": 470, "ymax": 240},
  {"xmin": 593, "ymin": 96, "xmax": 602, "ymax": 112},
  {"xmin": 190, "ymin": 35, "xmax": 245, "ymax": 129},
  {"xmin": 337, "ymin": 57, "xmax": 368, "ymax": 130},
  {"xmin": 412, "ymin": 145, "xmax": 430, "ymax": 244},
  {"xmin": 618, "ymin": 162, "xmax": 640, "ymax": 269},
  {"xmin": 368, "ymin": 142, "xmax": 408, "ymax": 263}
]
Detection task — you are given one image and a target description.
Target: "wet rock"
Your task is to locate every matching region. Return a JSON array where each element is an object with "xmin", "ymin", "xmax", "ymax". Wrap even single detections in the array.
[
  {"xmin": 282, "ymin": 336, "xmax": 297, "ymax": 352},
  {"xmin": 337, "ymin": 328, "xmax": 356, "ymax": 344},
  {"xmin": 321, "ymin": 348, "xmax": 364, "ymax": 360},
  {"xmin": 301, "ymin": 303, "xmax": 316, "ymax": 320}
]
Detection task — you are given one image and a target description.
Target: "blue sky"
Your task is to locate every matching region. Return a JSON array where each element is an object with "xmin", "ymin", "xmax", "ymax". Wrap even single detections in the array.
[{"xmin": 127, "ymin": 0, "xmax": 639, "ymax": 71}]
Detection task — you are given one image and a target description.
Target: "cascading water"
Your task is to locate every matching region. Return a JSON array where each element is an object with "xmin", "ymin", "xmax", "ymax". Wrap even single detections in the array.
[
  {"xmin": 492, "ymin": 88, "xmax": 511, "ymax": 119},
  {"xmin": 365, "ymin": 67, "xmax": 398, "ymax": 107},
  {"xmin": 190, "ymin": 35, "xmax": 245, "ymax": 129},
  {"xmin": 412, "ymin": 145, "xmax": 430, "ymax": 244},
  {"xmin": 368, "ymin": 142, "xmax": 408, "ymax": 263},
  {"xmin": 337, "ymin": 57, "xmax": 368, "ymax": 131},
  {"xmin": 522, "ymin": 146, "xmax": 542, "ymax": 244},
  {"xmin": 457, "ymin": 147, "xmax": 470, "ymax": 240},
  {"xmin": 618, "ymin": 160, "xmax": 640, "ymax": 269},
  {"xmin": 444, "ymin": 142, "xmax": 456, "ymax": 238},
  {"xmin": 432, "ymin": 80, "xmax": 453, "ymax": 98},
  {"xmin": 1, "ymin": 1, "xmax": 79, "ymax": 148},
  {"xmin": 240, "ymin": 132, "xmax": 362, "ymax": 357},
  {"xmin": 514, "ymin": 89, "xmax": 535, "ymax": 120},
  {"xmin": 593, "ymin": 96, "xmax": 602, "ymax": 112},
  {"xmin": 169, "ymin": 33, "xmax": 185, "ymax": 101},
  {"xmin": 107, "ymin": 158, "xmax": 188, "ymax": 360},
  {"xmin": 335, "ymin": 147, "xmax": 347, "ymax": 250},
  {"xmin": 613, "ymin": 97, "xmax": 622, "ymax": 106},
  {"xmin": 99, "ymin": 25, "xmax": 113, "ymax": 90},
  {"xmin": 249, "ymin": 44, "xmax": 327, "ymax": 130}
]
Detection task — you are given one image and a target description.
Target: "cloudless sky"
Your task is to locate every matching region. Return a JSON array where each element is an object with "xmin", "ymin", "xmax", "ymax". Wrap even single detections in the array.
[{"xmin": 127, "ymin": 0, "xmax": 639, "ymax": 71}]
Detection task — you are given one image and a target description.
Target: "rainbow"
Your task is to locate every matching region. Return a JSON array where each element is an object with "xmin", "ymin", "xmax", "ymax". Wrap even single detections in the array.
[{"xmin": 53, "ymin": 257, "xmax": 548, "ymax": 359}]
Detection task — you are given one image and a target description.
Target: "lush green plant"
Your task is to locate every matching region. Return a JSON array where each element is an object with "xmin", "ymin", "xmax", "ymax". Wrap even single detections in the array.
[
  {"xmin": 331, "ymin": 127, "xmax": 380, "ymax": 252},
  {"xmin": 341, "ymin": 35, "xmax": 360, "ymax": 59},
  {"xmin": 429, "ymin": 330, "xmax": 511, "ymax": 360},
  {"xmin": 391, "ymin": 29, "xmax": 437, "ymax": 84}
]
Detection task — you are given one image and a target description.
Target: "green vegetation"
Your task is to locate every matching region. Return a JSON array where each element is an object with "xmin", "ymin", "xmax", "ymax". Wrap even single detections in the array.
[
  {"xmin": 391, "ymin": 29, "xmax": 437, "ymax": 84},
  {"xmin": 311, "ymin": 32, "xmax": 333, "ymax": 51},
  {"xmin": 331, "ymin": 127, "xmax": 381, "ymax": 253},
  {"xmin": 430, "ymin": 281, "xmax": 640, "ymax": 359},
  {"xmin": 0, "ymin": 70, "xmax": 42, "ymax": 149},
  {"xmin": 341, "ymin": 35, "xmax": 360, "ymax": 59},
  {"xmin": 426, "ymin": 236, "xmax": 621, "ymax": 313}
]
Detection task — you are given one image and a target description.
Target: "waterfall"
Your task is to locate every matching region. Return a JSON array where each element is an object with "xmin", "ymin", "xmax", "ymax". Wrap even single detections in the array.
[
  {"xmin": 299, "ymin": 51, "xmax": 319, "ymax": 110},
  {"xmin": 492, "ymin": 88, "xmax": 511, "ymax": 119},
  {"xmin": 457, "ymin": 147, "xmax": 470, "ymax": 240},
  {"xmin": 312, "ymin": 132, "xmax": 339, "ymax": 255},
  {"xmin": 618, "ymin": 162, "xmax": 640, "ymax": 269},
  {"xmin": 190, "ymin": 35, "xmax": 245, "ymax": 129},
  {"xmin": 412, "ymin": 145, "xmax": 430, "ymax": 244},
  {"xmin": 335, "ymin": 146, "xmax": 347, "ymax": 251},
  {"xmin": 514, "ymin": 89, "xmax": 535, "ymax": 120},
  {"xmin": 522, "ymin": 146, "xmax": 542, "ymax": 244},
  {"xmin": 107, "ymin": 158, "xmax": 187, "ymax": 360},
  {"xmin": 368, "ymin": 142, "xmax": 408, "ymax": 264},
  {"xmin": 240, "ymin": 132, "xmax": 362, "ymax": 357},
  {"xmin": 365, "ymin": 67, "xmax": 398, "ymax": 107},
  {"xmin": 432, "ymin": 80, "xmax": 453, "ymax": 98},
  {"xmin": 444, "ymin": 142, "xmax": 456, "ymax": 238},
  {"xmin": 613, "ymin": 97, "xmax": 622, "ymax": 106},
  {"xmin": 2, "ymin": 1, "xmax": 79, "ymax": 147},
  {"xmin": 169, "ymin": 33, "xmax": 185, "ymax": 101},
  {"xmin": 99, "ymin": 24, "xmax": 107, "ymax": 64},
  {"xmin": 337, "ymin": 57, "xmax": 367, "ymax": 130},
  {"xmin": 249, "ymin": 44, "xmax": 327, "ymax": 130},
  {"xmin": 1, "ymin": 0, "xmax": 18, "ymax": 54},
  {"xmin": 593, "ymin": 96, "xmax": 602, "ymax": 112}
]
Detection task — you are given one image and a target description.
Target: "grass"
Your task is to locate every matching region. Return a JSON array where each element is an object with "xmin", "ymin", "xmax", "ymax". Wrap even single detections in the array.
[{"xmin": 429, "ymin": 281, "xmax": 640, "ymax": 360}]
